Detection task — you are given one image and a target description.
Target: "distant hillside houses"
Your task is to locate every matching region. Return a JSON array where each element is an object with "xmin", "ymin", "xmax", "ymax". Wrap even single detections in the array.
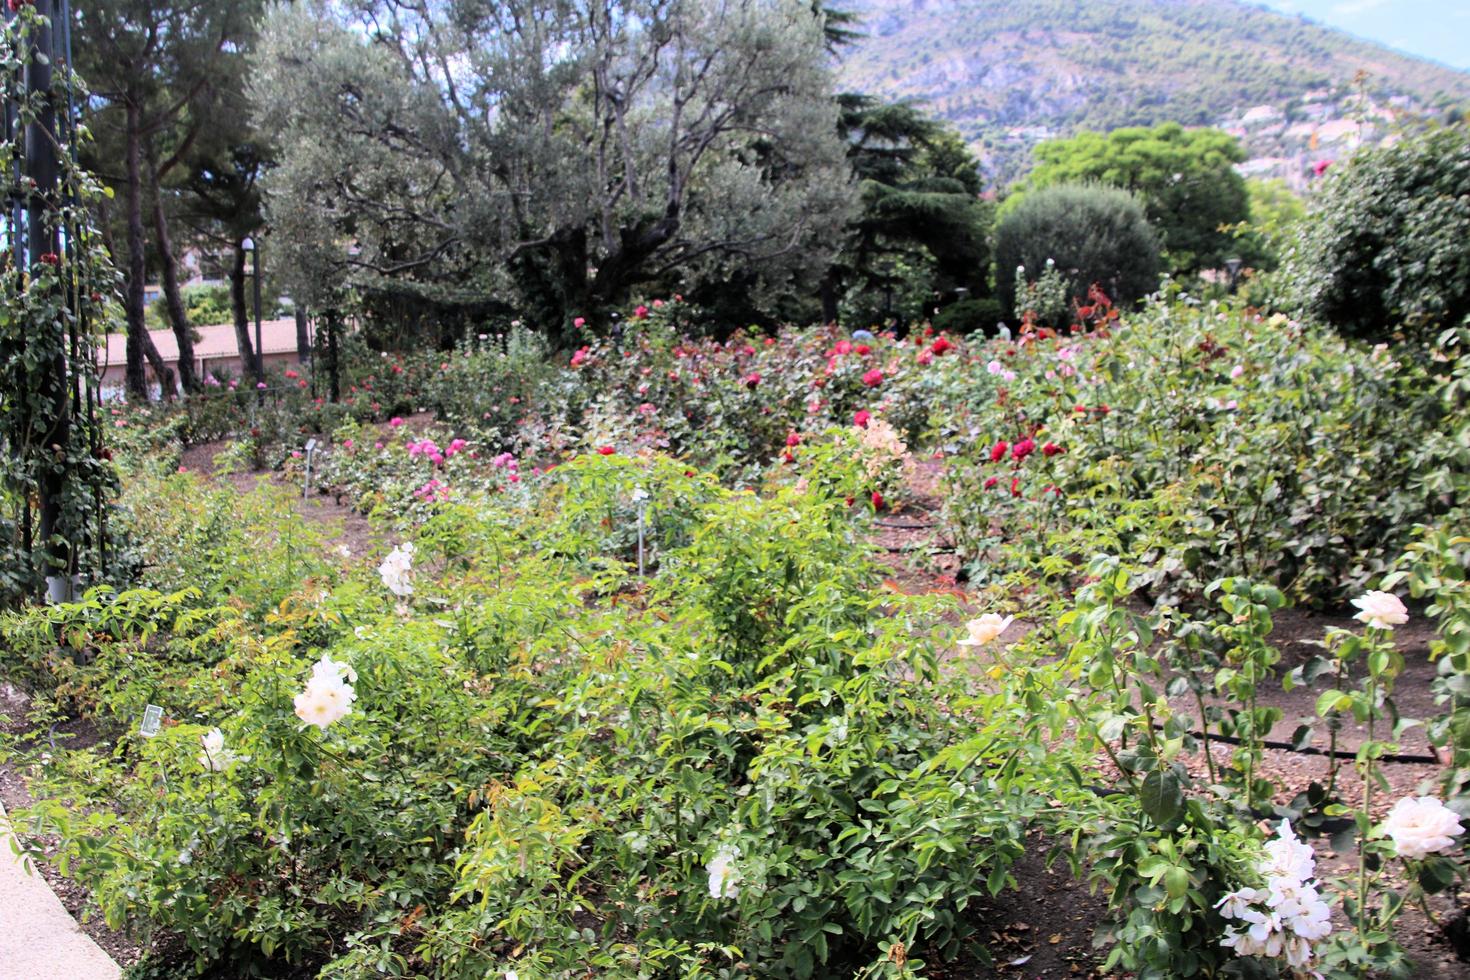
[{"xmin": 1220, "ymin": 90, "xmax": 1408, "ymax": 189}]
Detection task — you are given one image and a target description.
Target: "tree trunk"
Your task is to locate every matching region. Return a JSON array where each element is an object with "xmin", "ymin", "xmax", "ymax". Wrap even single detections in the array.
[
  {"xmin": 294, "ymin": 306, "xmax": 310, "ymax": 364},
  {"xmin": 140, "ymin": 328, "xmax": 176, "ymax": 399},
  {"xmin": 229, "ymin": 242, "xmax": 258, "ymax": 382},
  {"xmin": 325, "ymin": 309, "xmax": 341, "ymax": 403},
  {"xmin": 122, "ymin": 99, "xmax": 151, "ymax": 401},
  {"xmin": 149, "ymin": 154, "xmax": 199, "ymax": 393},
  {"xmin": 819, "ymin": 273, "xmax": 840, "ymax": 327}
]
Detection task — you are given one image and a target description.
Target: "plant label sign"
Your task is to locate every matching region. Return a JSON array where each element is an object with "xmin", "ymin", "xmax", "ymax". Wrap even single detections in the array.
[{"xmin": 140, "ymin": 704, "xmax": 164, "ymax": 738}]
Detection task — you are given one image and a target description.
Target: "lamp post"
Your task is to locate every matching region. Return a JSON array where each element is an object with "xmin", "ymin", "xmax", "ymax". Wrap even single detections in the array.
[
  {"xmin": 1225, "ymin": 256, "xmax": 1242, "ymax": 294},
  {"xmin": 242, "ymin": 235, "xmax": 263, "ymax": 386}
]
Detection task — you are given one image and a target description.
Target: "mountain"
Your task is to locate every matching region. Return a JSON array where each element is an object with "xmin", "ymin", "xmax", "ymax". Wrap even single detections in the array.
[{"xmin": 835, "ymin": 0, "xmax": 1470, "ymax": 186}]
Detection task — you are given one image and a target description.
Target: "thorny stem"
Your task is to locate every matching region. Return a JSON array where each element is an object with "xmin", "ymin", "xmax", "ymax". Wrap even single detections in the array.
[
  {"xmin": 1193, "ymin": 682, "xmax": 1219, "ymax": 785},
  {"xmin": 1356, "ymin": 669, "xmax": 1378, "ymax": 975}
]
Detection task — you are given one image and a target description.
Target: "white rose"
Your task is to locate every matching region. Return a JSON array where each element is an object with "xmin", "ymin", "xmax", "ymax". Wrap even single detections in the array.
[
  {"xmin": 706, "ymin": 845, "xmax": 740, "ymax": 900},
  {"xmin": 379, "ymin": 542, "xmax": 416, "ymax": 597},
  {"xmin": 198, "ymin": 727, "xmax": 236, "ymax": 771},
  {"xmin": 313, "ymin": 654, "xmax": 357, "ymax": 685},
  {"xmin": 1381, "ymin": 796, "xmax": 1464, "ymax": 859},
  {"xmin": 957, "ymin": 613, "xmax": 1014, "ymax": 648},
  {"xmin": 1351, "ymin": 590, "xmax": 1408, "ymax": 630},
  {"xmin": 294, "ymin": 657, "xmax": 357, "ymax": 729}
]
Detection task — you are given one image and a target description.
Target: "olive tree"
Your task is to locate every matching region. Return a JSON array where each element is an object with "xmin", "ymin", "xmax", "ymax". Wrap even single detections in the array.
[
  {"xmin": 995, "ymin": 183, "xmax": 1162, "ymax": 320},
  {"xmin": 252, "ymin": 0, "xmax": 856, "ymax": 341}
]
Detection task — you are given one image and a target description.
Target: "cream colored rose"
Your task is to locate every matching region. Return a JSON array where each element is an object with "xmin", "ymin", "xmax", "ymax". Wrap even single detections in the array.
[
  {"xmin": 293, "ymin": 655, "xmax": 358, "ymax": 730},
  {"xmin": 957, "ymin": 613, "xmax": 1015, "ymax": 648},
  {"xmin": 197, "ymin": 727, "xmax": 237, "ymax": 771},
  {"xmin": 1351, "ymin": 590, "xmax": 1408, "ymax": 630},
  {"xmin": 706, "ymin": 845, "xmax": 741, "ymax": 899},
  {"xmin": 1381, "ymin": 796, "xmax": 1463, "ymax": 859}
]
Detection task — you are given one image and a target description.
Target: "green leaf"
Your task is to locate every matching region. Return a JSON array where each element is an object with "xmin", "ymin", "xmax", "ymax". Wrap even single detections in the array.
[{"xmin": 1139, "ymin": 769, "xmax": 1183, "ymax": 825}]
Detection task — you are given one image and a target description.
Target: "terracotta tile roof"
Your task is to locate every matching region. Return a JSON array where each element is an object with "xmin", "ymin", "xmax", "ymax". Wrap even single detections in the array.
[{"xmin": 98, "ymin": 319, "xmax": 301, "ymax": 370}]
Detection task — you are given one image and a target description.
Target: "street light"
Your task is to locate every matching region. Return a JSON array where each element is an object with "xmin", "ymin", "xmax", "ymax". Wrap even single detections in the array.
[
  {"xmin": 242, "ymin": 235, "xmax": 263, "ymax": 385},
  {"xmin": 1225, "ymin": 256, "xmax": 1243, "ymax": 294}
]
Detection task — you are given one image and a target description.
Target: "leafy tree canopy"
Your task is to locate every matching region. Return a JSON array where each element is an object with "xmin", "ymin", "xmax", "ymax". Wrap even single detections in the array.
[
  {"xmin": 251, "ymin": 0, "xmax": 856, "ymax": 343},
  {"xmin": 824, "ymin": 96, "xmax": 991, "ymax": 325},
  {"xmin": 1018, "ymin": 122, "xmax": 1249, "ymax": 274}
]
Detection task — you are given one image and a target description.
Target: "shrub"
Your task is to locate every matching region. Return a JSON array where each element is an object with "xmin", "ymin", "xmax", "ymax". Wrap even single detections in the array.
[
  {"xmin": 994, "ymin": 183, "xmax": 1162, "ymax": 321},
  {"xmin": 3, "ymin": 463, "xmax": 1049, "ymax": 979},
  {"xmin": 1280, "ymin": 126, "xmax": 1470, "ymax": 342},
  {"xmin": 939, "ymin": 300, "xmax": 1447, "ymax": 605},
  {"xmin": 931, "ymin": 297, "xmax": 1004, "ymax": 336}
]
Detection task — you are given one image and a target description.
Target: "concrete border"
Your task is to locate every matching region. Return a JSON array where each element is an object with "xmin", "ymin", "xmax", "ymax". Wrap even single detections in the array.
[{"xmin": 0, "ymin": 802, "xmax": 120, "ymax": 980}]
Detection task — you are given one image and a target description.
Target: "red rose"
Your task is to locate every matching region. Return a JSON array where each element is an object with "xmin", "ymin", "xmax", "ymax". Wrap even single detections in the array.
[
  {"xmin": 1010, "ymin": 477, "xmax": 1021, "ymax": 498},
  {"xmin": 853, "ymin": 410, "xmax": 871, "ymax": 428},
  {"xmin": 862, "ymin": 369, "xmax": 883, "ymax": 387},
  {"xmin": 597, "ymin": 446, "xmax": 615, "ymax": 455},
  {"xmin": 1042, "ymin": 442, "xmax": 1063, "ymax": 457},
  {"xmin": 1012, "ymin": 438, "xmax": 1036, "ymax": 461},
  {"xmin": 785, "ymin": 432, "xmax": 801, "ymax": 447},
  {"xmin": 930, "ymin": 337, "xmax": 953, "ymax": 356},
  {"xmin": 634, "ymin": 305, "xmax": 650, "ymax": 319},
  {"xmin": 983, "ymin": 476, "xmax": 999, "ymax": 489},
  {"xmin": 871, "ymin": 490, "xmax": 885, "ymax": 511},
  {"xmin": 989, "ymin": 440, "xmax": 1008, "ymax": 463},
  {"xmin": 744, "ymin": 372, "xmax": 761, "ymax": 389},
  {"xmin": 855, "ymin": 344, "xmax": 872, "ymax": 356},
  {"xmin": 39, "ymin": 251, "xmax": 59, "ymax": 266}
]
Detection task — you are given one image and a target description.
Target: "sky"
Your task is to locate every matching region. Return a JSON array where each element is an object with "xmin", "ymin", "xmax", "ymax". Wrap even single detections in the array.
[{"xmin": 1257, "ymin": 0, "xmax": 1470, "ymax": 70}]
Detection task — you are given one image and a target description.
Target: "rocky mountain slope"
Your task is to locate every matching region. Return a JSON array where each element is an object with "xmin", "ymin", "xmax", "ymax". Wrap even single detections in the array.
[{"xmin": 835, "ymin": 0, "xmax": 1470, "ymax": 185}]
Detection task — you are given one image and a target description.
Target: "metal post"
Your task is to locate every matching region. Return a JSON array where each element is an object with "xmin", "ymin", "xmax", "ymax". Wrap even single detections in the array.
[
  {"xmin": 633, "ymin": 487, "xmax": 648, "ymax": 577},
  {"xmin": 27, "ymin": 0, "xmax": 74, "ymax": 602},
  {"xmin": 252, "ymin": 243, "xmax": 263, "ymax": 381}
]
